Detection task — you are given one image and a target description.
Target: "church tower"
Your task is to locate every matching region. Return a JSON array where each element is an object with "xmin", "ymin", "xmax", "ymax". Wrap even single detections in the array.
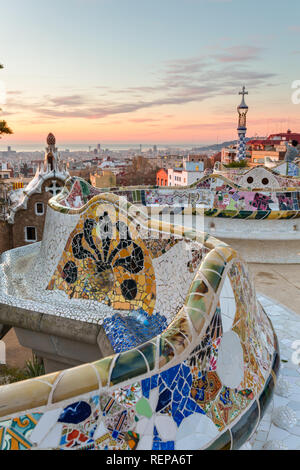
[{"xmin": 237, "ymin": 86, "xmax": 249, "ymax": 161}]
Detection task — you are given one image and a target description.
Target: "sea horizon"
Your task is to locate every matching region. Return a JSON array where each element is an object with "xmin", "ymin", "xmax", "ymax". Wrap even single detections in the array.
[{"xmin": 0, "ymin": 141, "xmax": 218, "ymax": 153}]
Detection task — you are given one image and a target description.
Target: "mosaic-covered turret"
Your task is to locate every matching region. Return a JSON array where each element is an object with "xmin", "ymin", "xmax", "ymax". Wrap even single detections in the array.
[
  {"xmin": 237, "ymin": 86, "xmax": 249, "ymax": 161},
  {"xmin": 44, "ymin": 132, "xmax": 58, "ymax": 171}
]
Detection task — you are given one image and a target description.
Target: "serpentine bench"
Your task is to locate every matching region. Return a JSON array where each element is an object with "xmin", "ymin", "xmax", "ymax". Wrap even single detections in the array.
[{"xmin": 0, "ymin": 186, "xmax": 279, "ymax": 450}]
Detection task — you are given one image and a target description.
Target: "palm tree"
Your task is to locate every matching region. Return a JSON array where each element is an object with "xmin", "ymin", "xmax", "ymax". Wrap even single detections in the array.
[{"xmin": 0, "ymin": 63, "xmax": 13, "ymax": 138}]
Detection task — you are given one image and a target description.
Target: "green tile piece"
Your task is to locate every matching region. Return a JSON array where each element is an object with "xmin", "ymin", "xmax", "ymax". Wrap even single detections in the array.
[
  {"xmin": 138, "ymin": 342, "xmax": 156, "ymax": 370},
  {"xmin": 135, "ymin": 398, "xmax": 152, "ymax": 418},
  {"xmin": 110, "ymin": 350, "xmax": 147, "ymax": 385}
]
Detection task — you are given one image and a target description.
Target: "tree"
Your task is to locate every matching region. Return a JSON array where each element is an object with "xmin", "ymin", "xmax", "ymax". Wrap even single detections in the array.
[
  {"xmin": 224, "ymin": 160, "xmax": 248, "ymax": 168},
  {"xmin": 0, "ymin": 63, "xmax": 13, "ymax": 138},
  {"xmin": 0, "ymin": 120, "xmax": 13, "ymax": 139}
]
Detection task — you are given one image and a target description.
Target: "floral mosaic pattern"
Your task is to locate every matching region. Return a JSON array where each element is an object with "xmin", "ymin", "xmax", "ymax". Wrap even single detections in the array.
[{"xmin": 48, "ymin": 202, "xmax": 156, "ymax": 314}]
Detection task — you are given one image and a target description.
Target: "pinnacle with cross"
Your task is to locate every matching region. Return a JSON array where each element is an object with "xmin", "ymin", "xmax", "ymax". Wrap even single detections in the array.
[{"xmin": 239, "ymin": 86, "xmax": 248, "ymax": 97}]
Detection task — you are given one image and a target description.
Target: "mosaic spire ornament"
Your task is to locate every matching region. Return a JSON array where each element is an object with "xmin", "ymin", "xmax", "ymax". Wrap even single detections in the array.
[
  {"xmin": 237, "ymin": 86, "xmax": 248, "ymax": 161},
  {"xmin": 44, "ymin": 132, "xmax": 59, "ymax": 171}
]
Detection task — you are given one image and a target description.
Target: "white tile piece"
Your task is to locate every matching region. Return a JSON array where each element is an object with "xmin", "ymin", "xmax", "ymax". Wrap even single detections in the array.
[
  {"xmin": 93, "ymin": 420, "xmax": 109, "ymax": 440},
  {"xmin": 136, "ymin": 435, "xmax": 153, "ymax": 450},
  {"xmin": 36, "ymin": 423, "xmax": 64, "ymax": 450},
  {"xmin": 154, "ymin": 415, "xmax": 177, "ymax": 441},
  {"xmin": 30, "ymin": 408, "xmax": 63, "ymax": 445},
  {"xmin": 216, "ymin": 331, "xmax": 244, "ymax": 388}
]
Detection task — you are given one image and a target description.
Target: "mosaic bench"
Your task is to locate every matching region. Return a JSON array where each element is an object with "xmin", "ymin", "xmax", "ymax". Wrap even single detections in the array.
[
  {"xmin": 52, "ymin": 165, "xmax": 300, "ymax": 219},
  {"xmin": 48, "ymin": 170, "xmax": 300, "ymax": 264},
  {"xmin": 0, "ymin": 190, "xmax": 279, "ymax": 450}
]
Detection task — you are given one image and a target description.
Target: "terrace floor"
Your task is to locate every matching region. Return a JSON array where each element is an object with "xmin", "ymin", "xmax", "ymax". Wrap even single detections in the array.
[
  {"xmin": 249, "ymin": 293, "xmax": 300, "ymax": 450},
  {"xmin": 249, "ymin": 263, "xmax": 300, "ymax": 315}
]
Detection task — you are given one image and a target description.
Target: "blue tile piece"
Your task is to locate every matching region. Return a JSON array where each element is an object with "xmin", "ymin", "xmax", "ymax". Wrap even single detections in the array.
[
  {"xmin": 160, "ymin": 365, "xmax": 180, "ymax": 388},
  {"xmin": 152, "ymin": 441, "xmax": 160, "ymax": 450},
  {"xmin": 58, "ymin": 401, "xmax": 91, "ymax": 424},
  {"xmin": 160, "ymin": 441, "xmax": 175, "ymax": 450},
  {"xmin": 186, "ymin": 373, "xmax": 193, "ymax": 387},
  {"xmin": 220, "ymin": 387, "xmax": 232, "ymax": 405},
  {"xmin": 166, "ymin": 442, "xmax": 175, "ymax": 450},
  {"xmin": 173, "ymin": 388, "xmax": 181, "ymax": 403},
  {"xmin": 170, "ymin": 379, "xmax": 178, "ymax": 391},
  {"xmin": 195, "ymin": 404, "xmax": 206, "ymax": 415},
  {"xmin": 153, "ymin": 363, "xmax": 207, "ymax": 433},
  {"xmin": 173, "ymin": 410, "xmax": 185, "ymax": 427},
  {"xmin": 180, "ymin": 396, "xmax": 187, "ymax": 408},
  {"xmin": 151, "ymin": 375, "xmax": 158, "ymax": 389},
  {"xmin": 181, "ymin": 364, "xmax": 191, "ymax": 377},
  {"xmin": 186, "ymin": 398, "xmax": 197, "ymax": 412},
  {"xmin": 103, "ymin": 309, "xmax": 168, "ymax": 353},
  {"xmin": 141, "ymin": 378, "xmax": 151, "ymax": 398},
  {"xmin": 182, "ymin": 382, "xmax": 190, "ymax": 396},
  {"xmin": 156, "ymin": 388, "xmax": 172, "ymax": 412},
  {"xmin": 172, "ymin": 402, "xmax": 180, "ymax": 415},
  {"xmin": 177, "ymin": 377, "xmax": 184, "ymax": 391}
]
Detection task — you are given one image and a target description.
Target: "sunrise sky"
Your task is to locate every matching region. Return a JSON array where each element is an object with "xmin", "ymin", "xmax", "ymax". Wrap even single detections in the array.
[{"xmin": 1, "ymin": 0, "xmax": 300, "ymax": 147}]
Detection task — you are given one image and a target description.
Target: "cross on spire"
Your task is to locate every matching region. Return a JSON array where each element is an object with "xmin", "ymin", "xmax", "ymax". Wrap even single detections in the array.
[{"xmin": 239, "ymin": 86, "xmax": 248, "ymax": 97}]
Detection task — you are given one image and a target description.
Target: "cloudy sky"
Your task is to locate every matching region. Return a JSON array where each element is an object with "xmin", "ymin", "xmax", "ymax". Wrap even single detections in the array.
[{"xmin": 0, "ymin": 0, "xmax": 300, "ymax": 146}]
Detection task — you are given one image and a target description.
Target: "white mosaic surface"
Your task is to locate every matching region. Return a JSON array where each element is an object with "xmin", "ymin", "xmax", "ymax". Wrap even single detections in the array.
[
  {"xmin": 249, "ymin": 294, "xmax": 300, "ymax": 450},
  {"xmin": 0, "ymin": 210, "xmax": 205, "ymax": 327}
]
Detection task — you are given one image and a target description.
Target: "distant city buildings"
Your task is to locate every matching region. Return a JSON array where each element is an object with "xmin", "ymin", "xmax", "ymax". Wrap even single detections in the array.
[
  {"xmin": 155, "ymin": 153, "xmax": 217, "ymax": 187},
  {"xmin": 90, "ymin": 170, "xmax": 116, "ymax": 188},
  {"xmin": 168, "ymin": 160, "xmax": 205, "ymax": 187},
  {"xmin": 156, "ymin": 168, "xmax": 168, "ymax": 186},
  {"xmin": 221, "ymin": 130, "xmax": 300, "ymax": 167}
]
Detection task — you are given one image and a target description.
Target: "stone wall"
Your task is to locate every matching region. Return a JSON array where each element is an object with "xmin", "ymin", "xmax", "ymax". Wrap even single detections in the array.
[
  {"xmin": 0, "ymin": 219, "xmax": 11, "ymax": 254},
  {"xmin": 3, "ymin": 179, "xmax": 64, "ymax": 252},
  {"xmin": 11, "ymin": 190, "xmax": 51, "ymax": 249}
]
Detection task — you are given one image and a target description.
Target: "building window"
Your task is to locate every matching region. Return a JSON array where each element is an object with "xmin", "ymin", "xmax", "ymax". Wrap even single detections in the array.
[
  {"xmin": 25, "ymin": 226, "xmax": 37, "ymax": 242},
  {"xmin": 35, "ymin": 202, "xmax": 44, "ymax": 215}
]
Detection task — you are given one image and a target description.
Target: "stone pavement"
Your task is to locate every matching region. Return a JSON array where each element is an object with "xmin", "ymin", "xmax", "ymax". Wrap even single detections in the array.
[
  {"xmin": 249, "ymin": 293, "xmax": 300, "ymax": 450},
  {"xmin": 248, "ymin": 263, "xmax": 300, "ymax": 315}
]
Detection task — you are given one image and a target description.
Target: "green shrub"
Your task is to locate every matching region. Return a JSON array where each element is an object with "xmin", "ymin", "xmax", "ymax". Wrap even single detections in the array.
[
  {"xmin": 223, "ymin": 160, "xmax": 249, "ymax": 168},
  {"xmin": 25, "ymin": 354, "xmax": 45, "ymax": 377}
]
